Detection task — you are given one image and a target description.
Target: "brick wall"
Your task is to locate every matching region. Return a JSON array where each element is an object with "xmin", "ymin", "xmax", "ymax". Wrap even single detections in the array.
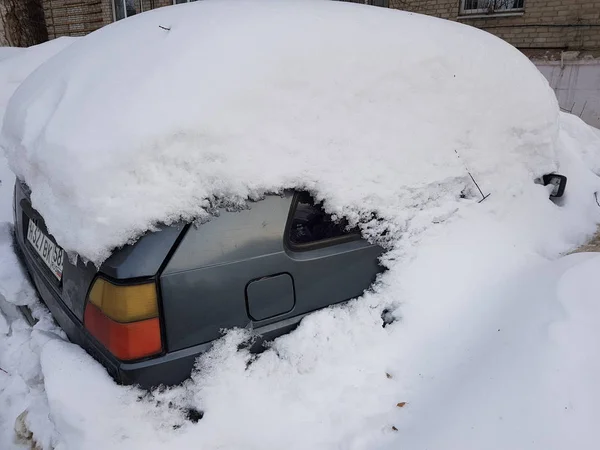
[
  {"xmin": 38, "ymin": 0, "xmax": 600, "ymax": 52},
  {"xmin": 43, "ymin": 0, "xmax": 110, "ymax": 39},
  {"xmin": 388, "ymin": 0, "xmax": 458, "ymax": 20},
  {"xmin": 101, "ymin": 0, "xmax": 113, "ymax": 24},
  {"xmin": 389, "ymin": 0, "xmax": 600, "ymax": 53},
  {"xmin": 43, "ymin": 0, "xmax": 177, "ymax": 40}
]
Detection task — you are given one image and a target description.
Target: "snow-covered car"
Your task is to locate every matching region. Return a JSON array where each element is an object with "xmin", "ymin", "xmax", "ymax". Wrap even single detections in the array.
[
  {"xmin": 0, "ymin": 0, "xmax": 581, "ymax": 400},
  {"xmin": 13, "ymin": 186, "xmax": 384, "ymax": 387},
  {"xmin": 13, "ymin": 171, "xmax": 568, "ymax": 387},
  {"xmin": 4, "ymin": 1, "xmax": 600, "ymax": 448}
]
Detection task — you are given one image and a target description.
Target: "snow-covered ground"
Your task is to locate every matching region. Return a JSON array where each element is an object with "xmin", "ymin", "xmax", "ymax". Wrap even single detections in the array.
[{"xmin": 1, "ymin": 2, "xmax": 600, "ymax": 449}]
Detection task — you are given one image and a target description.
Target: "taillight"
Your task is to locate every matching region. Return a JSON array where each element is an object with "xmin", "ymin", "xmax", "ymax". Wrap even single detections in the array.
[{"xmin": 84, "ymin": 278, "xmax": 162, "ymax": 360}]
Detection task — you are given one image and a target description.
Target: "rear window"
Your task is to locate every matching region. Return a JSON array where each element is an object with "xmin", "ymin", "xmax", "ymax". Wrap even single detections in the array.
[{"xmin": 287, "ymin": 192, "xmax": 360, "ymax": 249}]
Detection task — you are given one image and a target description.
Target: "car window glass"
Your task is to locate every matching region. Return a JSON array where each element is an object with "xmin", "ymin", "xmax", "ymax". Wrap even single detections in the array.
[{"xmin": 288, "ymin": 192, "xmax": 358, "ymax": 246}]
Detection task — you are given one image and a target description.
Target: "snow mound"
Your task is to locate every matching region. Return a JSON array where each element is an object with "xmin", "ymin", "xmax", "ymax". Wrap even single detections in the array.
[
  {"xmin": 0, "ymin": 37, "xmax": 77, "ymax": 222},
  {"xmin": 1, "ymin": 0, "xmax": 558, "ymax": 264}
]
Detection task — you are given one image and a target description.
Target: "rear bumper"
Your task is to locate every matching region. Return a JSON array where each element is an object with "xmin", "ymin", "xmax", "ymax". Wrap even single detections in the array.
[{"xmin": 12, "ymin": 227, "xmax": 211, "ymax": 388}]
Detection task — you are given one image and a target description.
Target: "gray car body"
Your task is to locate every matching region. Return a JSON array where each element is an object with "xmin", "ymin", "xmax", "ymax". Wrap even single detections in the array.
[{"xmin": 13, "ymin": 183, "xmax": 384, "ymax": 387}]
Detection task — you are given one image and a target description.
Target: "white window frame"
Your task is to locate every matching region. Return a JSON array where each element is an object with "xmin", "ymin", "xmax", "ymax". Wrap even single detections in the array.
[
  {"xmin": 460, "ymin": 0, "xmax": 525, "ymax": 16},
  {"xmin": 112, "ymin": 0, "xmax": 138, "ymax": 21}
]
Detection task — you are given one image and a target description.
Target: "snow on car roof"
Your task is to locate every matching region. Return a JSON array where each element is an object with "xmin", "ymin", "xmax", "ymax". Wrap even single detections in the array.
[
  {"xmin": 0, "ymin": 37, "xmax": 77, "ymax": 126},
  {"xmin": 1, "ymin": 0, "xmax": 557, "ymax": 264},
  {"xmin": 0, "ymin": 37, "xmax": 78, "ymax": 223},
  {"xmin": 0, "ymin": 47, "xmax": 24, "ymax": 63}
]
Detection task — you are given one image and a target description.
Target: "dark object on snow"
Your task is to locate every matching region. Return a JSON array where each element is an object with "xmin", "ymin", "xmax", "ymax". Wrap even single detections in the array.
[
  {"xmin": 542, "ymin": 173, "xmax": 567, "ymax": 198},
  {"xmin": 184, "ymin": 407, "xmax": 204, "ymax": 423}
]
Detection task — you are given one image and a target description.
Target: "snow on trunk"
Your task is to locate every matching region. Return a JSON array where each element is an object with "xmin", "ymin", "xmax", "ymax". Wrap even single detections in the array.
[{"xmin": 1, "ymin": 0, "xmax": 558, "ymax": 265}]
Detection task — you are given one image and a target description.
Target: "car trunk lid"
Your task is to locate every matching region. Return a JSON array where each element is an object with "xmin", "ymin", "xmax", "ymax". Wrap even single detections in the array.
[
  {"xmin": 14, "ymin": 180, "xmax": 187, "ymax": 323},
  {"xmin": 15, "ymin": 180, "xmax": 98, "ymax": 321}
]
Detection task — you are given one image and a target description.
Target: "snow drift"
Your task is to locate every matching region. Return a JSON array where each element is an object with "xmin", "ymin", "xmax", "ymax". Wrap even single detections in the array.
[{"xmin": 1, "ymin": 0, "xmax": 558, "ymax": 264}]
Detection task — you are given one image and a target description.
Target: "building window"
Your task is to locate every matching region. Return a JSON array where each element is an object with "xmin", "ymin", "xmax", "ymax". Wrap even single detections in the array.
[
  {"xmin": 113, "ymin": 0, "xmax": 137, "ymax": 21},
  {"xmin": 113, "ymin": 0, "xmax": 199, "ymax": 21},
  {"xmin": 460, "ymin": 0, "xmax": 524, "ymax": 15}
]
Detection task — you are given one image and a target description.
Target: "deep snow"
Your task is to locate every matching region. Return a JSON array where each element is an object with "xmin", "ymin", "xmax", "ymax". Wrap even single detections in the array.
[
  {"xmin": 1, "ymin": 0, "xmax": 558, "ymax": 265},
  {"xmin": 1, "ymin": 1, "xmax": 600, "ymax": 450}
]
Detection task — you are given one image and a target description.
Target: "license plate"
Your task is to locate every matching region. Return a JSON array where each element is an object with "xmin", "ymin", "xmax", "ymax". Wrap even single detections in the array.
[{"xmin": 26, "ymin": 219, "xmax": 64, "ymax": 281}]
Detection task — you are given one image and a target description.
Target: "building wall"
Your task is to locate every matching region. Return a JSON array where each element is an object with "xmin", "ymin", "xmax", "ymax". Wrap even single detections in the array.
[
  {"xmin": 389, "ymin": 0, "xmax": 457, "ymax": 20},
  {"xmin": 42, "ymin": 0, "xmax": 176, "ymax": 40},
  {"xmin": 389, "ymin": 0, "xmax": 600, "ymax": 53},
  {"xmin": 43, "ymin": 0, "xmax": 111, "ymax": 39},
  {"xmin": 536, "ymin": 60, "xmax": 600, "ymax": 127},
  {"xmin": 29, "ymin": 0, "xmax": 600, "ymax": 51}
]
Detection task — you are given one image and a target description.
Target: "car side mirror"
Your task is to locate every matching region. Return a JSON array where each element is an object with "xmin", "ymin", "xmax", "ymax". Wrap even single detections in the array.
[{"xmin": 542, "ymin": 173, "xmax": 567, "ymax": 198}]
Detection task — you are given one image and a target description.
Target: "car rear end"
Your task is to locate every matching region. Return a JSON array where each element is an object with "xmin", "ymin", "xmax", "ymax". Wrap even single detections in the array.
[
  {"xmin": 12, "ymin": 179, "xmax": 190, "ymax": 386},
  {"xmin": 13, "ymin": 182, "xmax": 384, "ymax": 388}
]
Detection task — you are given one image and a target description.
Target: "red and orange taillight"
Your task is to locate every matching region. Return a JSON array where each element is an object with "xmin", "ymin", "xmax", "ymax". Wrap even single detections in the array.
[{"xmin": 83, "ymin": 278, "xmax": 162, "ymax": 360}]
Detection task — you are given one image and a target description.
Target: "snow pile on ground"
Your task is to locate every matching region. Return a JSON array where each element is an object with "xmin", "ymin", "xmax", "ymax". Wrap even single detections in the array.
[
  {"xmin": 0, "ymin": 37, "xmax": 77, "ymax": 222},
  {"xmin": 1, "ymin": 1, "xmax": 600, "ymax": 449},
  {"xmin": 381, "ymin": 251, "xmax": 600, "ymax": 450},
  {"xmin": 1, "ymin": 0, "xmax": 558, "ymax": 265}
]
